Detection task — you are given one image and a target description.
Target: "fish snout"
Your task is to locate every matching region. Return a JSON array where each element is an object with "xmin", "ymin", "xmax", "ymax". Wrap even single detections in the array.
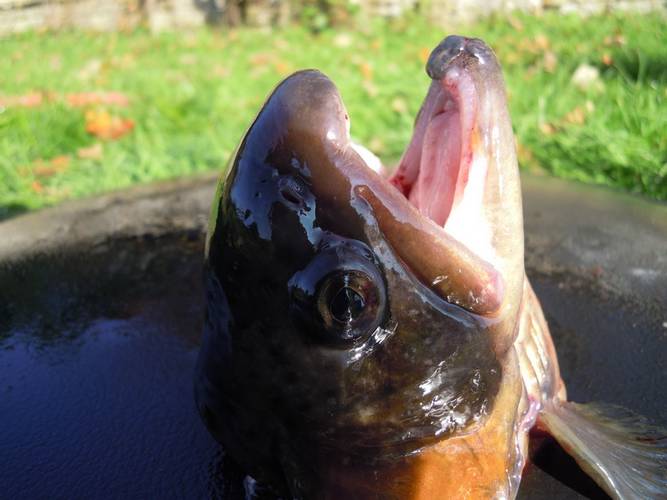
[
  {"xmin": 427, "ymin": 35, "xmax": 497, "ymax": 80},
  {"xmin": 276, "ymin": 69, "xmax": 349, "ymax": 145}
]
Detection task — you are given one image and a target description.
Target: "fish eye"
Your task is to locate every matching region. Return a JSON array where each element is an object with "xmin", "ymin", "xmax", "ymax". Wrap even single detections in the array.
[
  {"xmin": 288, "ymin": 241, "xmax": 386, "ymax": 345},
  {"xmin": 316, "ymin": 270, "xmax": 382, "ymax": 342}
]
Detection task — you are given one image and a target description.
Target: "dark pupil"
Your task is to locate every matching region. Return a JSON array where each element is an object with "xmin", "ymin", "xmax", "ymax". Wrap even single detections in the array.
[{"xmin": 330, "ymin": 287, "xmax": 365, "ymax": 323}]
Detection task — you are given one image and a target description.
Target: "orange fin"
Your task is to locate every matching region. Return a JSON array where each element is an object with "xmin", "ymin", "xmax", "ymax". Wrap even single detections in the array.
[{"xmin": 539, "ymin": 400, "xmax": 667, "ymax": 499}]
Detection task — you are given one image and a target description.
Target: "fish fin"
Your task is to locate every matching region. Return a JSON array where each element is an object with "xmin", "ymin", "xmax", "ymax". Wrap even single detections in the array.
[{"xmin": 538, "ymin": 400, "xmax": 667, "ymax": 500}]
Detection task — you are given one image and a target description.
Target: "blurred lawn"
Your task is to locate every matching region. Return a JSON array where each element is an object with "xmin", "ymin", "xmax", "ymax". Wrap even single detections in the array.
[{"xmin": 1, "ymin": 11, "xmax": 665, "ymax": 219}]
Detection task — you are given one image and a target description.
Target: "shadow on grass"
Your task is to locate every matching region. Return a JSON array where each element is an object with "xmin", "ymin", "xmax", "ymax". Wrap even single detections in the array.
[
  {"xmin": 601, "ymin": 50, "xmax": 667, "ymax": 84},
  {"xmin": 0, "ymin": 203, "xmax": 29, "ymax": 223}
]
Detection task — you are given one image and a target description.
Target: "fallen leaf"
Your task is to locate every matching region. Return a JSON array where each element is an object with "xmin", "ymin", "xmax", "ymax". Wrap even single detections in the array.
[
  {"xmin": 0, "ymin": 92, "xmax": 43, "ymax": 108},
  {"xmin": 603, "ymin": 34, "xmax": 626, "ymax": 47},
  {"xmin": 31, "ymin": 180, "xmax": 44, "ymax": 194},
  {"xmin": 539, "ymin": 122, "xmax": 557, "ymax": 136},
  {"xmin": 30, "ymin": 155, "xmax": 71, "ymax": 178},
  {"xmin": 273, "ymin": 61, "xmax": 292, "ymax": 76},
  {"xmin": 508, "ymin": 16, "xmax": 524, "ymax": 32},
  {"xmin": 66, "ymin": 92, "xmax": 129, "ymax": 107},
  {"xmin": 564, "ymin": 106, "xmax": 586, "ymax": 125},
  {"xmin": 563, "ymin": 100, "xmax": 594, "ymax": 126},
  {"xmin": 418, "ymin": 47, "xmax": 430, "ymax": 65},
  {"xmin": 77, "ymin": 143, "xmax": 104, "ymax": 160},
  {"xmin": 35, "ymin": 161, "xmax": 67, "ymax": 177},
  {"xmin": 85, "ymin": 109, "xmax": 134, "ymax": 140},
  {"xmin": 78, "ymin": 59, "xmax": 102, "ymax": 80},
  {"xmin": 249, "ymin": 52, "xmax": 271, "ymax": 67},
  {"xmin": 516, "ymin": 140, "xmax": 534, "ymax": 165},
  {"xmin": 534, "ymin": 34, "xmax": 550, "ymax": 51},
  {"xmin": 391, "ymin": 97, "xmax": 408, "ymax": 114},
  {"xmin": 543, "ymin": 51, "xmax": 557, "ymax": 73},
  {"xmin": 359, "ymin": 62, "xmax": 373, "ymax": 81}
]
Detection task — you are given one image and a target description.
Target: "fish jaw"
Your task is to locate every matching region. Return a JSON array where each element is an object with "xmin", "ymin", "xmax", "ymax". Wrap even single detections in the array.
[{"xmin": 389, "ymin": 36, "xmax": 525, "ymax": 347}]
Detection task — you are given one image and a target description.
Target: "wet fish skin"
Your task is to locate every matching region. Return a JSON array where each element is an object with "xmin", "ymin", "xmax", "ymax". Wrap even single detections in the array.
[
  {"xmin": 197, "ymin": 68, "xmax": 503, "ymax": 496},
  {"xmin": 195, "ymin": 36, "xmax": 667, "ymax": 499}
]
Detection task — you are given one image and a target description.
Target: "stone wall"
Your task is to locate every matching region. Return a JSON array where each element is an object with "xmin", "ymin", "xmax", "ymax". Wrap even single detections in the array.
[{"xmin": 0, "ymin": 0, "xmax": 664, "ymax": 35}]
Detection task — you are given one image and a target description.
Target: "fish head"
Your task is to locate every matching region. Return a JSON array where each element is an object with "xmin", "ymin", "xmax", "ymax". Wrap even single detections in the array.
[{"xmin": 198, "ymin": 36, "xmax": 525, "ymax": 497}]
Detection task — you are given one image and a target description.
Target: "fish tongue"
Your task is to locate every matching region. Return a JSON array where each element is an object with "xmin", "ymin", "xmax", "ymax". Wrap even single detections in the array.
[{"xmin": 409, "ymin": 106, "xmax": 461, "ymax": 228}]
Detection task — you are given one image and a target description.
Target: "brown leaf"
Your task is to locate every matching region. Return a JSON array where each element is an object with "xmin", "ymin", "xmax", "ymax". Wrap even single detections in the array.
[
  {"xmin": 31, "ymin": 180, "xmax": 44, "ymax": 194},
  {"xmin": 249, "ymin": 52, "xmax": 271, "ymax": 67},
  {"xmin": 66, "ymin": 92, "xmax": 129, "ymax": 107},
  {"xmin": 543, "ymin": 51, "xmax": 558, "ymax": 73},
  {"xmin": 77, "ymin": 143, "xmax": 104, "ymax": 160},
  {"xmin": 564, "ymin": 106, "xmax": 586, "ymax": 125},
  {"xmin": 418, "ymin": 47, "xmax": 430, "ymax": 65},
  {"xmin": 391, "ymin": 97, "xmax": 408, "ymax": 114},
  {"xmin": 85, "ymin": 109, "xmax": 134, "ymax": 140},
  {"xmin": 33, "ymin": 155, "xmax": 71, "ymax": 178},
  {"xmin": 273, "ymin": 61, "xmax": 292, "ymax": 76},
  {"xmin": 516, "ymin": 140, "xmax": 534, "ymax": 165},
  {"xmin": 78, "ymin": 59, "xmax": 102, "ymax": 80},
  {"xmin": 539, "ymin": 122, "xmax": 557, "ymax": 136},
  {"xmin": 359, "ymin": 62, "xmax": 373, "ymax": 82},
  {"xmin": 534, "ymin": 34, "xmax": 550, "ymax": 51},
  {"xmin": 508, "ymin": 16, "xmax": 524, "ymax": 32},
  {"xmin": 0, "ymin": 92, "xmax": 43, "ymax": 108}
]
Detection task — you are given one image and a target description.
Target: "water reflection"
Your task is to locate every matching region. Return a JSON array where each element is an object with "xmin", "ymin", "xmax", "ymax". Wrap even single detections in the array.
[{"xmin": 1, "ymin": 228, "xmax": 665, "ymax": 498}]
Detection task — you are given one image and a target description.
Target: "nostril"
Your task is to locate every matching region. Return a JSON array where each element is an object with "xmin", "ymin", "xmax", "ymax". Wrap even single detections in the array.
[
  {"xmin": 426, "ymin": 35, "xmax": 467, "ymax": 80},
  {"xmin": 464, "ymin": 38, "xmax": 494, "ymax": 65}
]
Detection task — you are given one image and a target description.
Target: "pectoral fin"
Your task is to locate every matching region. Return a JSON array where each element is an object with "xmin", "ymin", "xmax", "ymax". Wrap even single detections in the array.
[{"xmin": 538, "ymin": 400, "xmax": 667, "ymax": 500}]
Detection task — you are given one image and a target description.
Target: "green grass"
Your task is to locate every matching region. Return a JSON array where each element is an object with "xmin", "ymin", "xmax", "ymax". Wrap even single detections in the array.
[{"xmin": 1, "ymin": 11, "xmax": 665, "ymax": 219}]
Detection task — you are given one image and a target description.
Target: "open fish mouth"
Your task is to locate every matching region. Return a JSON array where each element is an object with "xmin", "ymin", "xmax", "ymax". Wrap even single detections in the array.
[
  {"xmin": 390, "ymin": 39, "xmax": 480, "ymax": 230},
  {"xmin": 349, "ymin": 36, "xmax": 516, "ymax": 317}
]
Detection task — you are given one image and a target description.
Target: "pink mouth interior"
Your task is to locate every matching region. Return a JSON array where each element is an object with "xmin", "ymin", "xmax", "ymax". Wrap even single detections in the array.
[{"xmin": 388, "ymin": 75, "xmax": 474, "ymax": 229}]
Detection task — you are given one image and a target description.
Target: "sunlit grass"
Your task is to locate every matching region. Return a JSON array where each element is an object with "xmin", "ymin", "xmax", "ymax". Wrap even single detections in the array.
[{"xmin": 0, "ymin": 11, "xmax": 665, "ymax": 219}]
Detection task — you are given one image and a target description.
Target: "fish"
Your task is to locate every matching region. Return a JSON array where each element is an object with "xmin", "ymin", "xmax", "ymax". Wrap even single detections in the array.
[{"xmin": 195, "ymin": 35, "xmax": 667, "ymax": 499}]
